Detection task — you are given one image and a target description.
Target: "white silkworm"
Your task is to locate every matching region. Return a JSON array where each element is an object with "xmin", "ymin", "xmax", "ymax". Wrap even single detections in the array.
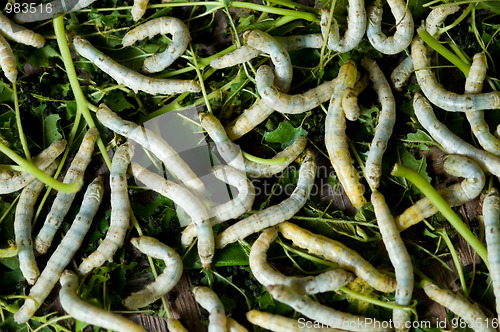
[
  {"xmin": 73, "ymin": 36, "xmax": 201, "ymax": 95},
  {"xmin": 131, "ymin": 0, "xmax": 149, "ymax": 21},
  {"xmin": 256, "ymin": 65, "xmax": 341, "ymax": 114},
  {"xmin": 227, "ymin": 318, "xmax": 248, "ymax": 332},
  {"xmin": 413, "ymin": 92, "xmax": 500, "ymax": 177},
  {"xmin": 361, "ymin": 57, "xmax": 396, "ymax": 190},
  {"xmin": 423, "ymin": 281, "xmax": 495, "ymax": 332},
  {"xmin": 216, "ymin": 149, "xmax": 316, "ymax": 248},
  {"xmin": 35, "ymin": 128, "xmax": 99, "ymax": 255},
  {"xmin": 320, "ymin": 0, "xmax": 366, "ymax": 53},
  {"xmin": 0, "ymin": 12, "xmax": 45, "ymax": 48},
  {"xmin": 244, "ymin": 136, "xmax": 307, "ymax": 178},
  {"xmin": 465, "ymin": 52, "xmax": 500, "ymax": 155},
  {"xmin": 14, "ymin": 177, "xmax": 104, "ymax": 324},
  {"xmin": 246, "ymin": 310, "xmax": 344, "ymax": 332},
  {"xmin": 325, "ymin": 60, "xmax": 366, "ymax": 209},
  {"xmin": 0, "ymin": 139, "xmax": 66, "ymax": 194},
  {"xmin": 249, "ymin": 228, "xmax": 354, "ymax": 294},
  {"xmin": 483, "ymin": 188, "xmax": 500, "ymax": 319},
  {"xmin": 122, "ymin": 17, "xmax": 190, "ymax": 73},
  {"xmin": 267, "ymin": 285, "xmax": 390, "ymax": 332},
  {"xmin": 59, "ymin": 270, "xmax": 146, "ymax": 332},
  {"xmin": 167, "ymin": 319, "xmax": 188, "ymax": 332},
  {"xmin": 278, "ymin": 222, "xmax": 396, "ymax": 293},
  {"xmin": 96, "ymin": 104, "xmax": 205, "ymax": 196},
  {"xmin": 390, "ymin": 56, "xmax": 413, "ymax": 90},
  {"xmin": 210, "ymin": 34, "xmax": 322, "ymax": 70},
  {"xmin": 181, "ymin": 165, "xmax": 255, "ymax": 246},
  {"xmin": 13, "ymin": 0, "xmax": 98, "ymax": 23},
  {"xmin": 130, "ymin": 163, "xmax": 213, "ymax": 268},
  {"xmin": 0, "ymin": 34, "xmax": 17, "ymax": 83},
  {"xmin": 411, "ymin": 36, "xmax": 500, "ymax": 112},
  {"xmin": 395, "ymin": 154, "xmax": 485, "ymax": 231},
  {"xmin": 78, "ymin": 143, "xmax": 134, "ymax": 276},
  {"xmin": 225, "ymin": 102, "xmax": 275, "ymax": 140},
  {"xmin": 192, "ymin": 286, "xmax": 228, "ymax": 332},
  {"xmin": 371, "ymin": 191, "xmax": 413, "ymax": 332},
  {"xmin": 15, "ymin": 162, "xmax": 57, "ymax": 286},
  {"xmin": 366, "ymin": 0, "xmax": 413, "ymax": 55},
  {"xmin": 124, "ymin": 236, "xmax": 182, "ymax": 309}
]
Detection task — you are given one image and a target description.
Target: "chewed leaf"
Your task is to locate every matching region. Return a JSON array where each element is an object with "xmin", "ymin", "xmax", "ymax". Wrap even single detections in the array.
[
  {"xmin": 263, "ymin": 122, "xmax": 307, "ymax": 148},
  {"xmin": 403, "ymin": 129, "xmax": 435, "ymax": 150},
  {"xmin": 44, "ymin": 114, "xmax": 63, "ymax": 145}
]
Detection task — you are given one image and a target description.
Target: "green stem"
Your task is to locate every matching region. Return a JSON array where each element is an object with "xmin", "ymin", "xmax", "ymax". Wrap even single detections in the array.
[
  {"xmin": 231, "ymin": 2, "xmax": 319, "ymax": 22},
  {"xmin": 188, "ymin": 44, "xmax": 213, "ymax": 114},
  {"xmin": 438, "ymin": 229, "xmax": 468, "ymax": 297},
  {"xmin": 242, "ymin": 151, "xmax": 287, "ymax": 165},
  {"xmin": 439, "ymin": 3, "xmax": 474, "ymax": 35},
  {"xmin": 417, "ymin": 26, "xmax": 470, "ymax": 76},
  {"xmin": 391, "ymin": 163, "xmax": 489, "ymax": 268},
  {"xmin": 13, "ymin": 83, "xmax": 31, "ymax": 162},
  {"xmin": 339, "ymin": 287, "xmax": 417, "ymax": 315},
  {"xmin": 53, "ymin": 15, "xmax": 112, "ymax": 170}
]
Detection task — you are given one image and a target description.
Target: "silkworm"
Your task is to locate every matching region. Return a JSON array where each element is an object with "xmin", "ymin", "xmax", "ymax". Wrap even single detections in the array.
[
  {"xmin": 366, "ymin": 0, "xmax": 413, "ymax": 55},
  {"xmin": 131, "ymin": 0, "xmax": 149, "ymax": 21},
  {"xmin": 465, "ymin": 52, "xmax": 500, "ymax": 155},
  {"xmin": 35, "ymin": 128, "xmax": 99, "ymax": 255},
  {"xmin": 73, "ymin": 36, "xmax": 201, "ymax": 95},
  {"xmin": 341, "ymin": 87, "xmax": 359, "ymax": 121},
  {"xmin": 15, "ymin": 162, "xmax": 57, "ymax": 286},
  {"xmin": 225, "ymin": 101, "xmax": 275, "ymax": 140},
  {"xmin": 78, "ymin": 143, "xmax": 134, "ymax": 276},
  {"xmin": 390, "ymin": 56, "xmax": 413, "ymax": 90},
  {"xmin": 244, "ymin": 136, "xmax": 308, "ymax": 178},
  {"xmin": 256, "ymin": 65, "xmax": 342, "ymax": 114},
  {"xmin": 413, "ymin": 92, "xmax": 500, "ymax": 177},
  {"xmin": 249, "ymin": 228, "xmax": 354, "ymax": 294},
  {"xmin": 167, "ymin": 319, "xmax": 188, "ymax": 332},
  {"xmin": 14, "ymin": 177, "xmax": 104, "ymax": 324},
  {"xmin": 0, "ymin": 34, "xmax": 17, "ymax": 83},
  {"xmin": 96, "ymin": 104, "xmax": 205, "ymax": 196},
  {"xmin": 227, "ymin": 318, "xmax": 248, "ymax": 332},
  {"xmin": 371, "ymin": 191, "xmax": 413, "ymax": 332},
  {"xmin": 130, "ymin": 163, "xmax": 213, "ymax": 268},
  {"xmin": 192, "ymin": 286, "xmax": 228, "ymax": 332},
  {"xmin": 181, "ymin": 165, "xmax": 255, "ymax": 246},
  {"xmin": 361, "ymin": 57, "xmax": 396, "ymax": 190},
  {"xmin": 278, "ymin": 222, "xmax": 396, "ymax": 293},
  {"xmin": 0, "ymin": 139, "xmax": 66, "ymax": 195},
  {"xmin": 13, "ymin": 0, "xmax": 98, "ymax": 23},
  {"xmin": 210, "ymin": 34, "xmax": 322, "ymax": 70},
  {"xmin": 325, "ymin": 60, "xmax": 366, "ymax": 209},
  {"xmin": 395, "ymin": 154, "xmax": 485, "ymax": 231},
  {"xmin": 216, "ymin": 149, "xmax": 316, "ymax": 248},
  {"xmin": 267, "ymin": 285, "xmax": 390, "ymax": 332},
  {"xmin": 58, "ymin": 270, "xmax": 146, "ymax": 332},
  {"xmin": 422, "ymin": 281, "xmax": 495, "ymax": 331},
  {"xmin": 124, "ymin": 236, "xmax": 182, "ymax": 309},
  {"xmin": 0, "ymin": 12, "xmax": 45, "ymax": 48},
  {"xmin": 411, "ymin": 36, "xmax": 500, "ymax": 112},
  {"xmin": 246, "ymin": 310, "xmax": 344, "ymax": 332},
  {"xmin": 122, "ymin": 17, "xmax": 190, "ymax": 73},
  {"xmin": 483, "ymin": 188, "xmax": 500, "ymax": 320},
  {"xmin": 320, "ymin": 0, "xmax": 366, "ymax": 53}
]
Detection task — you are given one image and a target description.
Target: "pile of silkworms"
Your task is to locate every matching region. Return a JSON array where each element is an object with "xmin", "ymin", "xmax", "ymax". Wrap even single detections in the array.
[{"xmin": 1, "ymin": 0, "xmax": 500, "ymax": 331}]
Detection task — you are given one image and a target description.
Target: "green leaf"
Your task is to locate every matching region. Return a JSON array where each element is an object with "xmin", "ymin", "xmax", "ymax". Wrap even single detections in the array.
[
  {"xmin": 213, "ymin": 243, "xmax": 249, "ymax": 266},
  {"xmin": 44, "ymin": 114, "xmax": 63, "ymax": 145},
  {"xmin": 399, "ymin": 145, "xmax": 431, "ymax": 196},
  {"xmin": 28, "ymin": 45, "xmax": 61, "ymax": 67},
  {"xmin": 103, "ymin": 91, "xmax": 134, "ymax": 112},
  {"xmin": 263, "ymin": 122, "xmax": 307, "ymax": 148},
  {"xmin": 403, "ymin": 129, "xmax": 434, "ymax": 151}
]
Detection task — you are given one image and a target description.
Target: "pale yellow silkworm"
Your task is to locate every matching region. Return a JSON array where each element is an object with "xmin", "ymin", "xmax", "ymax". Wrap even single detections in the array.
[
  {"xmin": 325, "ymin": 60, "xmax": 366, "ymax": 208},
  {"xmin": 15, "ymin": 162, "xmax": 57, "ymax": 286},
  {"xmin": 423, "ymin": 281, "xmax": 495, "ymax": 332},
  {"xmin": 0, "ymin": 34, "xmax": 17, "ymax": 83},
  {"xmin": 122, "ymin": 17, "xmax": 190, "ymax": 73},
  {"xmin": 96, "ymin": 104, "xmax": 206, "ymax": 196},
  {"xmin": 130, "ymin": 163, "xmax": 214, "ymax": 268},
  {"xmin": 131, "ymin": 0, "xmax": 149, "ymax": 21},
  {"xmin": 73, "ymin": 36, "xmax": 201, "ymax": 95},
  {"xmin": 14, "ymin": 177, "xmax": 104, "ymax": 324},
  {"xmin": 278, "ymin": 222, "xmax": 396, "ymax": 293},
  {"xmin": 35, "ymin": 128, "xmax": 99, "ymax": 255},
  {"xmin": 0, "ymin": 12, "xmax": 45, "ymax": 47},
  {"xmin": 78, "ymin": 143, "xmax": 134, "ymax": 276},
  {"xmin": 395, "ymin": 154, "xmax": 485, "ymax": 231},
  {"xmin": 216, "ymin": 149, "xmax": 316, "ymax": 248},
  {"xmin": 246, "ymin": 310, "xmax": 344, "ymax": 331},
  {"xmin": 124, "ymin": 236, "xmax": 182, "ymax": 309},
  {"xmin": 249, "ymin": 228, "xmax": 354, "ymax": 294},
  {"xmin": 268, "ymin": 285, "xmax": 391, "ymax": 332},
  {"xmin": 372, "ymin": 191, "xmax": 413, "ymax": 332},
  {"xmin": 192, "ymin": 286, "xmax": 228, "ymax": 332},
  {"xmin": 166, "ymin": 318, "xmax": 189, "ymax": 332},
  {"xmin": 59, "ymin": 270, "xmax": 146, "ymax": 332}
]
